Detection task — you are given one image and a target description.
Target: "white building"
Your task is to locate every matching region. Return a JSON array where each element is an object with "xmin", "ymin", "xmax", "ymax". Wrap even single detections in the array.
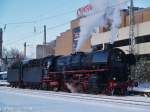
[{"xmin": 91, "ymin": 8, "xmax": 150, "ymax": 59}]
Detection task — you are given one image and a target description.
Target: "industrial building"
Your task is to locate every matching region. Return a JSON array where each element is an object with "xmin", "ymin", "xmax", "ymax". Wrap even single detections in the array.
[
  {"xmin": 92, "ymin": 8, "xmax": 150, "ymax": 59},
  {"xmin": 55, "ymin": 19, "xmax": 91, "ymax": 56},
  {"xmin": 36, "ymin": 40, "xmax": 55, "ymax": 58},
  {"xmin": 36, "ymin": 7, "xmax": 150, "ymax": 59}
]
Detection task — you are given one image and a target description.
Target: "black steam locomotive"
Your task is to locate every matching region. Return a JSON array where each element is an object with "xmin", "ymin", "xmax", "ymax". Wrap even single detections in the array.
[{"xmin": 7, "ymin": 44, "xmax": 135, "ymax": 95}]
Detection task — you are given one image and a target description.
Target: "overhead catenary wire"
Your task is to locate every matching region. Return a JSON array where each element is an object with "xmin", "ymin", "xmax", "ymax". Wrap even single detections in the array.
[
  {"xmin": 4, "ymin": 21, "xmax": 70, "ymax": 46},
  {"xmin": 4, "ymin": 0, "xmax": 129, "ymax": 46},
  {"xmin": 0, "ymin": 0, "xmax": 76, "ymax": 26},
  {"xmin": 1, "ymin": 0, "xmax": 149, "ymax": 27},
  {"xmin": 0, "ymin": 9, "xmax": 76, "ymax": 39},
  {"xmin": 1, "ymin": 0, "xmax": 129, "ymax": 27},
  {"xmin": 2, "ymin": 8, "xmax": 77, "ymax": 43},
  {"xmin": 1, "ymin": 10, "xmax": 76, "ymax": 26}
]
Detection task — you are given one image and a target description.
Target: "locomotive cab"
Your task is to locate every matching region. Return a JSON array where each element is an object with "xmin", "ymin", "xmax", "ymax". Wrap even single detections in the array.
[
  {"xmin": 42, "ymin": 55, "xmax": 59, "ymax": 83},
  {"xmin": 42, "ymin": 56, "xmax": 57, "ymax": 72}
]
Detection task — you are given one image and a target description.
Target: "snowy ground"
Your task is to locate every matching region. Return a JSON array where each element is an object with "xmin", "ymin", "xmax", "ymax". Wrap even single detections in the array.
[
  {"xmin": 133, "ymin": 83, "xmax": 150, "ymax": 93},
  {"xmin": 0, "ymin": 80, "xmax": 9, "ymax": 86},
  {"xmin": 0, "ymin": 87, "xmax": 150, "ymax": 112}
]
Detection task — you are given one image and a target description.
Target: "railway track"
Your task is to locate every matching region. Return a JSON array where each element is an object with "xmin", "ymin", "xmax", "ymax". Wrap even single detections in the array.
[
  {"xmin": 1, "ymin": 87, "xmax": 150, "ymax": 107},
  {"xmin": 42, "ymin": 91, "xmax": 150, "ymax": 107}
]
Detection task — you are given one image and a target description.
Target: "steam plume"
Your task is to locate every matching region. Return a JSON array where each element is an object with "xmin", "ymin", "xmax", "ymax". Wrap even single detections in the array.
[{"xmin": 76, "ymin": 0, "xmax": 128, "ymax": 51}]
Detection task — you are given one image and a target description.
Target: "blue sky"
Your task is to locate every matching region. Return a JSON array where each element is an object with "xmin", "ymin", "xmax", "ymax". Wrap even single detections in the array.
[{"xmin": 0, "ymin": 0, "xmax": 150, "ymax": 58}]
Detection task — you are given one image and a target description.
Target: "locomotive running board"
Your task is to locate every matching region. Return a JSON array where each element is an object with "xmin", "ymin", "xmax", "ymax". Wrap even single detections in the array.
[{"xmin": 48, "ymin": 68, "xmax": 111, "ymax": 74}]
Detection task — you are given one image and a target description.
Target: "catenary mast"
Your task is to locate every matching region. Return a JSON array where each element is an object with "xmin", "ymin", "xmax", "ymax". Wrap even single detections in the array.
[{"xmin": 129, "ymin": 0, "xmax": 136, "ymax": 54}]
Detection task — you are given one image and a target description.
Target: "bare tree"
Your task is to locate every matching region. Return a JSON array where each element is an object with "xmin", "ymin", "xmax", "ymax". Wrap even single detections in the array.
[
  {"xmin": 2, "ymin": 47, "xmax": 9, "ymax": 58},
  {"xmin": 3, "ymin": 48, "xmax": 24, "ymax": 59}
]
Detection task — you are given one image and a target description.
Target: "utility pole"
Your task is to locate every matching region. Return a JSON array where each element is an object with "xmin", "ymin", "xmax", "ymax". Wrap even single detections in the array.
[
  {"xmin": 129, "ymin": 0, "xmax": 136, "ymax": 54},
  {"xmin": 42, "ymin": 25, "xmax": 47, "ymax": 58},
  {"xmin": 43, "ymin": 25, "xmax": 46, "ymax": 45},
  {"xmin": 24, "ymin": 42, "xmax": 27, "ymax": 58},
  {"xmin": 0, "ymin": 28, "xmax": 3, "ymax": 59},
  {"xmin": 129, "ymin": 0, "xmax": 139, "ymax": 81},
  {"xmin": 0, "ymin": 28, "xmax": 3, "ymax": 72}
]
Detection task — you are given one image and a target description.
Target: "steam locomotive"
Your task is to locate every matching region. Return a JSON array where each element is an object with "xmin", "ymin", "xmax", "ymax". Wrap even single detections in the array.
[{"xmin": 7, "ymin": 44, "xmax": 135, "ymax": 95}]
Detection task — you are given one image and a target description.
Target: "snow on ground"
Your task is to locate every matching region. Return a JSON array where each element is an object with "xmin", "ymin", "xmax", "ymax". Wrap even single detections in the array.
[
  {"xmin": 0, "ymin": 87, "xmax": 150, "ymax": 112},
  {"xmin": 0, "ymin": 80, "xmax": 9, "ymax": 86},
  {"xmin": 133, "ymin": 83, "xmax": 150, "ymax": 92}
]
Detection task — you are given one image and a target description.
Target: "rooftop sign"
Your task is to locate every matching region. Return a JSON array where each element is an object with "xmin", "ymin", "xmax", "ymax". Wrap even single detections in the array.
[{"xmin": 77, "ymin": 4, "xmax": 93, "ymax": 18}]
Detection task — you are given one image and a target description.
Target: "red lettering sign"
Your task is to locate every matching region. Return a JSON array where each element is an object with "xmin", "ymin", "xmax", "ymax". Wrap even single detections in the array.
[{"xmin": 77, "ymin": 4, "xmax": 93, "ymax": 17}]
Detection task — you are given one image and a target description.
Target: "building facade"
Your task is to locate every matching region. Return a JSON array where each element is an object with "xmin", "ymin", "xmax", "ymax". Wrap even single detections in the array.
[
  {"xmin": 55, "ymin": 18, "xmax": 91, "ymax": 56},
  {"xmin": 36, "ymin": 7, "xmax": 150, "ymax": 58},
  {"xmin": 91, "ymin": 8, "xmax": 150, "ymax": 59},
  {"xmin": 55, "ymin": 30, "xmax": 72, "ymax": 56},
  {"xmin": 36, "ymin": 44, "xmax": 55, "ymax": 58}
]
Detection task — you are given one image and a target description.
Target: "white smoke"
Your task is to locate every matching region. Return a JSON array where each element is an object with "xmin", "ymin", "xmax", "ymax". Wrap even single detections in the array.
[{"xmin": 76, "ymin": 0, "xmax": 129, "ymax": 51}]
